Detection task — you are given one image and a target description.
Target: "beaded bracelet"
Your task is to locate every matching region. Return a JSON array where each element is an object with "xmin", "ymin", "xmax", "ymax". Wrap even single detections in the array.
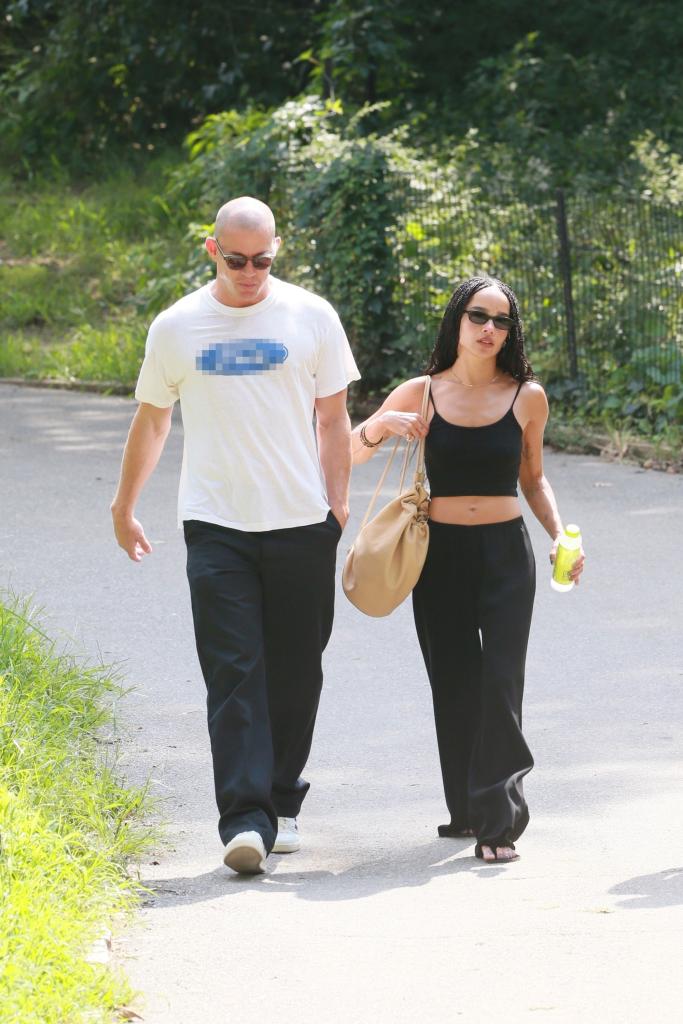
[{"xmin": 359, "ymin": 424, "xmax": 383, "ymax": 448}]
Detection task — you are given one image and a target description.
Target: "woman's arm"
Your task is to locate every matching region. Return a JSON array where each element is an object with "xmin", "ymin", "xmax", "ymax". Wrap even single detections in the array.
[
  {"xmin": 351, "ymin": 376, "xmax": 430, "ymax": 464},
  {"xmin": 517, "ymin": 384, "xmax": 585, "ymax": 584}
]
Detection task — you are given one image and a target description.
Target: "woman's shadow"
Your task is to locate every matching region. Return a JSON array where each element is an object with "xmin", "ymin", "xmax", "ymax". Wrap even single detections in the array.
[{"xmin": 608, "ymin": 867, "xmax": 683, "ymax": 910}]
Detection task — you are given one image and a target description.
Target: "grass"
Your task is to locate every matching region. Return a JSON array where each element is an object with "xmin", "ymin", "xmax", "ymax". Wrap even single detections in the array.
[
  {"xmin": 0, "ymin": 596, "xmax": 153, "ymax": 1024},
  {"xmin": 0, "ymin": 322, "xmax": 148, "ymax": 387},
  {"xmin": 0, "ymin": 158, "xmax": 198, "ymax": 388}
]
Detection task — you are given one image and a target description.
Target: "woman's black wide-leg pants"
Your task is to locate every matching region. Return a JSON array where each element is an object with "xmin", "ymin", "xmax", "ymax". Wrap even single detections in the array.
[{"xmin": 412, "ymin": 516, "xmax": 536, "ymax": 848}]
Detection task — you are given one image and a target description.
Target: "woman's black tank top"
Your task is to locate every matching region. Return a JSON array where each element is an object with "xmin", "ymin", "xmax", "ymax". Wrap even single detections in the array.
[{"xmin": 425, "ymin": 382, "xmax": 524, "ymax": 497}]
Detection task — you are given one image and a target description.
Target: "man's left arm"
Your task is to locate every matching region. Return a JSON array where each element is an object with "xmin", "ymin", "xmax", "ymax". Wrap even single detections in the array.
[{"xmin": 315, "ymin": 389, "xmax": 352, "ymax": 530}]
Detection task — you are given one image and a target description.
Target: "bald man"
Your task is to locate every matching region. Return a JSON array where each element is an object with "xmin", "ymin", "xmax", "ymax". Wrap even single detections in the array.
[{"xmin": 112, "ymin": 197, "xmax": 360, "ymax": 874}]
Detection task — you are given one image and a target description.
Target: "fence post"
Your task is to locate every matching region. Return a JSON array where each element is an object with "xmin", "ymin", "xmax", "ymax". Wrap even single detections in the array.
[{"xmin": 555, "ymin": 188, "xmax": 579, "ymax": 380}]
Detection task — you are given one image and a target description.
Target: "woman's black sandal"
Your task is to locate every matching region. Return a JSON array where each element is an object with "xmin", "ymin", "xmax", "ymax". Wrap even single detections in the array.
[{"xmin": 474, "ymin": 839, "xmax": 519, "ymax": 862}]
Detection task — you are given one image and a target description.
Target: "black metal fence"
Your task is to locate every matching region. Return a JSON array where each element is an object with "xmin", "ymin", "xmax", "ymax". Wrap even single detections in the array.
[{"xmin": 390, "ymin": 182, "xmax": 683, "ymax": 403}]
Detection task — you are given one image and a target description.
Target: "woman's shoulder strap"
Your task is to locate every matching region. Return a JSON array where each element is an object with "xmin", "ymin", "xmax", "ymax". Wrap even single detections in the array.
[{"xmin": 510, "ymin": 379, "xmax": 524, "ymax": 410}]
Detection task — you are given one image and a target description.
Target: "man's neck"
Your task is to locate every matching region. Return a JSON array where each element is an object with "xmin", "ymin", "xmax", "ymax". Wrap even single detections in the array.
[{"xmin": 210, "ymin": 276, "xmax": 273, "ymax": 309}]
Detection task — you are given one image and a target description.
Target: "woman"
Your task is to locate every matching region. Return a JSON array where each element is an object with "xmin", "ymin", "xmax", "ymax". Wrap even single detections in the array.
[{"xmin": 351, "ymin": 276, "xmax": 585, "ymax": 862}]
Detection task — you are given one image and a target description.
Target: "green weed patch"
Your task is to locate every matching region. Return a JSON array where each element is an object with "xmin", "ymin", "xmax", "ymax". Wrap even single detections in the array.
[
  {"xmin": 0, "ymin": 322, "xmax": 146, "ymax": 388},
  {"xmin": 0, "ymin": 161, "xmax": 193, "ymax": 391},
  {"xmin": 0, "ymin": 598, "xmax": 152, "ymax": 1023}
]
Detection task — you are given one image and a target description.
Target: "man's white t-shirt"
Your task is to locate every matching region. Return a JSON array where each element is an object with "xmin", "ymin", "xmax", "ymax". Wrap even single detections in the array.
[{"xmin": 135, "ymin": 277, "xmax": 360, "ymax": 531}]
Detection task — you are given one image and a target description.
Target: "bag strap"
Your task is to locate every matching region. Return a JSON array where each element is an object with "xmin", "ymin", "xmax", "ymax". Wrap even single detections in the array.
[
  {"xmin": 358, "ymin": 376, "xmax": 431, "ymax": 532},
  {"xmin": 397, "ymin": 374, "xmax": 430, "ymax": 491},
  {"xmin": 414, "ymin": 375, "xmax": 430, "ymax": 486},
  {"xmin": 358, "ymin": 436, "xmax": 401, "ymax": 531}
]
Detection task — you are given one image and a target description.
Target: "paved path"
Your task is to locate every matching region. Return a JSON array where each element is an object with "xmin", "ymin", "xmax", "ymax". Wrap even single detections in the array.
[{"xmin": 2, "ymin": 383, "xmax": 682, "ymax": 1023}]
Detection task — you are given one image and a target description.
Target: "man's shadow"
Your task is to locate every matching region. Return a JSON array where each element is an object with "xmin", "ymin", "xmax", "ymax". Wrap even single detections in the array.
[{"xmin": 138, "ymin": 838, "xmax": 509, "ymax": 909}]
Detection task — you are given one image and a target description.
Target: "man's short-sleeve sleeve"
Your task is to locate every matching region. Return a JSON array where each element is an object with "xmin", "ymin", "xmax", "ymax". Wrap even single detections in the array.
[
  {"xmin": 134, "ymin": 315, "xmax": 179, "ymax": 408},
  {"xmin": 315, "ymin": 306, "xmax": 361, "ymax": 398}
]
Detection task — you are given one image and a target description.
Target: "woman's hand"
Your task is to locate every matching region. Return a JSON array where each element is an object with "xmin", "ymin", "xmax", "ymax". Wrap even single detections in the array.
[
  {"xmin": 377, "ymin": 410, "xmax": 429, "ymax": 442},
  {"xmin": 549, "ymin": 538, "xmax": 586, "ymax": 585},
  {"xmin": 351, "ymin": 376, "xmax": 431, "ymax": 464}
]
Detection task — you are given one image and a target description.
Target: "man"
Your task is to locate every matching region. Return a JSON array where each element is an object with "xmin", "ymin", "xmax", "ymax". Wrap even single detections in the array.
[{"xmin": 111, "ymin": 196, "xmax": 359, "ymax": 874}]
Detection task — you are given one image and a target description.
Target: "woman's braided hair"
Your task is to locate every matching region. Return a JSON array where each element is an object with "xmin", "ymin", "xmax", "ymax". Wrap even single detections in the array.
[{"xmin": 425, "ymin": 276, "xmax": 535, "ymax": 382}]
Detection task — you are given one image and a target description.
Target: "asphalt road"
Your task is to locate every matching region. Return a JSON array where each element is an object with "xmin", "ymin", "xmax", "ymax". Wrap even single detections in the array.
[{"xmin": 1, "ymin": 382, "xmax": 682, "ymax": 1024}]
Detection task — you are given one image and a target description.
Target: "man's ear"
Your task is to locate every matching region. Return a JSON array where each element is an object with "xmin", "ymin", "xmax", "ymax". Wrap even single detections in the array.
[
  {"xmin": 273, "ymin": 236, "xmax": 282, "ymax": 254},
  {"xmin": 205, "ymin": 237, "xmax": 218, "ymax": 261}
]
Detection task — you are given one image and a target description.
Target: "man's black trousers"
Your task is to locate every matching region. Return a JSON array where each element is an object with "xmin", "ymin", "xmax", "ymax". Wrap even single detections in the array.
[
  {"xmin": 412, "ymin": 516, "xmax": 536, "ymax": 849},
  {"xmin": 184, "ymin": 514, "xmax": 341, "ymax": 852}
]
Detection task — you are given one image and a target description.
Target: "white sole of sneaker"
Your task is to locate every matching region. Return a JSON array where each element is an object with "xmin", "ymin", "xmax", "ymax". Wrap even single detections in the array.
[
  {"xmin": 223, "ymin": 832, "xmax": 266, "ymax": 874},
  {"xmin": 272, "ymin": 837, "xmax": 301, "ymax": 854}
]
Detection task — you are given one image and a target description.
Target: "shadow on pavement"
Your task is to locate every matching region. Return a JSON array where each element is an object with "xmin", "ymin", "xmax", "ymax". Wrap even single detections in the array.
[
  {"xmin": 609, "ymin": 867, "xmax": 683, "ymax": 909},
  {"xmin": 138, "ymin": 838, "xmax": 513, "ymax": 907}
]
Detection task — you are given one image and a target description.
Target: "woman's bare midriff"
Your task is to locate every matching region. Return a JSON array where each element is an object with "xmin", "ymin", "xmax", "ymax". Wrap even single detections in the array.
[{"xmin": 429, "ymin": 494, "xmax": 522, "ymax": 525}]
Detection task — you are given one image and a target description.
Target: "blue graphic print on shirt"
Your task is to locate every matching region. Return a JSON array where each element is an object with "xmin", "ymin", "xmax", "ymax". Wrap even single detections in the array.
[{"xmin": 196, "ymin": 340, "xmax": 289, "ymax": 375}]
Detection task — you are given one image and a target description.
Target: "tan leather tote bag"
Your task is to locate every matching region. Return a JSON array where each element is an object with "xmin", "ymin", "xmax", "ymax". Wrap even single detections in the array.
[{"xmin": 342, "ymin": 376, "xmax": 431, "ymax": 617}]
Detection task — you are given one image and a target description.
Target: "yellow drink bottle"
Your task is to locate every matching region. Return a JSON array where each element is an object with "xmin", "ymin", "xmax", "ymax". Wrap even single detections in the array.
[{"xmin": 551, "ymin": 524, "xmax": 581, "ymax": 592}]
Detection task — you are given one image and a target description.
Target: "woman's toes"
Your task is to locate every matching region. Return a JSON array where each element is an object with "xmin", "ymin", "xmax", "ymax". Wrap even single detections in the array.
[
  {"xmin": 481, "ymin": 845, "xmax": 496, "ymax": 862},
  {"xmin": 496, "ymin": 846, "xmax": 519, "ymax": 862}
]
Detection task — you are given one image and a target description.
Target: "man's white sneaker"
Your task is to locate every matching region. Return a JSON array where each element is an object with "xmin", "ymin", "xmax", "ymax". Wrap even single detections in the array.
[
  {"xmin": 272, "ymin": 817, "xmax": 301, "ymax": 854},
  {"xmin": 223, "ymin": 831, "xmax": 267, "ymax": 874}
]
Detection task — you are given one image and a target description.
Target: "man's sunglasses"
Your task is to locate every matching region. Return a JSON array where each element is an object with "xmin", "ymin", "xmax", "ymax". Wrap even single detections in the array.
[
  {"xmin": 464, "ymin": 308, "xmax": 516, "ymax": 331},
  {"xmin": 214, "ymin": 238, "xmax": 275, "ymax": 271}
]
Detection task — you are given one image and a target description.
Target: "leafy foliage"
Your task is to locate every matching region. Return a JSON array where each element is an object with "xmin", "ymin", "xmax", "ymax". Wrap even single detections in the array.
[
  {"xmin": 3, "ymin": 0, "xmax": 683, "ymax": 187},
  {"xmin": 310, "ymin": 0, "xmax": 414, "ymax": 110},
  {"xmin": 294, "ymin": 137, "xmax": 401, "ymax": 389},
  {"xmin": 165, "ymin": 97, "xmax": 683, "ymax": 434},
  {"xmin": 0, "ymin": 0, "xmax": 319, "ymax": 166}
]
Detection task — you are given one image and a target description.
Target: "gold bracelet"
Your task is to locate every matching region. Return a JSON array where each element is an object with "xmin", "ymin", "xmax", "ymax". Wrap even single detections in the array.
[{"xmin": 359, "ymin": 424, "xmax": 382, "ymax": 448}]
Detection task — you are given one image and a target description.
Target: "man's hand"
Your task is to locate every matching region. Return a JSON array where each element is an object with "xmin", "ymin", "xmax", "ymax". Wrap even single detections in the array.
[
  {"xmin": 112, "ymin": 510, "xmax": 153, "ymax": 562},
  {"xmin": 315, "ymin": 390, "xmax": 352, "ymax": 536},
  {"xmin": 110, "ymin": 402, "xmax": 173, "ymax": 562}
]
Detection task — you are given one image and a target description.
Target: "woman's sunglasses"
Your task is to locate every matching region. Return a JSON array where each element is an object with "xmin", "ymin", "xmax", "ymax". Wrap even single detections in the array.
[
  {"xmin": 464, "ymin": 308, "xmax": 516, "ymax": 331},
  {"xmin": 214, "ymin": 238, "xmax": 275, "ymax": 271}
]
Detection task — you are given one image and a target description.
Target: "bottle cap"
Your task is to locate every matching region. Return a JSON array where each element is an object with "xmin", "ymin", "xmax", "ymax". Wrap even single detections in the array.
[{"xmin": 565, "ymin": 523, "xmax": 581, "ymax": 537}]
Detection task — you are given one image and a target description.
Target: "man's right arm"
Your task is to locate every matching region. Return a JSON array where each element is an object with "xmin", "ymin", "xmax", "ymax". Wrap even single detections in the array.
[{"xmin": 111, "ymin": 402, "xmax": 174, "ymax": 561}]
